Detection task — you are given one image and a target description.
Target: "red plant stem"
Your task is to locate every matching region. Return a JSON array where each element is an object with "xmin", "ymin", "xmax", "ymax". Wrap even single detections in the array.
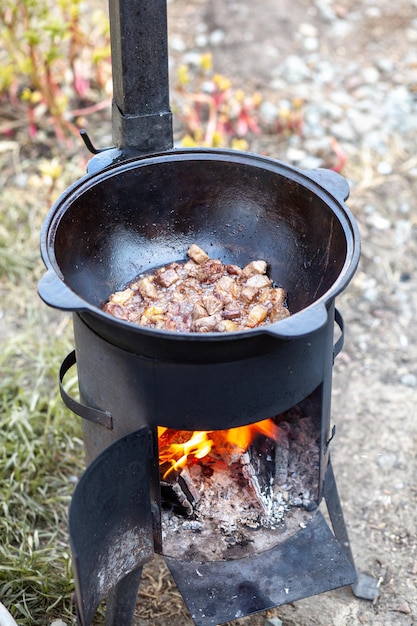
[
  {"xmin": 68, "ymin": 98, "xmax": 112, "ymax": 118},
  {"xmin": 181, "ymin": 91, "xmax": 218, "ymax": 145},
  {"xmin": 329, "ymin": 137, "xmax": 347, "ymax": 173}
]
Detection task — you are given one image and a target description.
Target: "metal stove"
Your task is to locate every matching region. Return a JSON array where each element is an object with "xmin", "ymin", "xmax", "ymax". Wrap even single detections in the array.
[{"xmin": 38, "ymin": 1, "xmax": 379, "ymax": 624}]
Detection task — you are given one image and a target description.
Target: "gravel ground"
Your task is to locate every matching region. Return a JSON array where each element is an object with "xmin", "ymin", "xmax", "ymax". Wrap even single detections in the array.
[
  {"xmin": 128, "ymin": 2, "xmax": 417, "ymax": 625},
  {"xmin": 4, "ymin": 0, "xmax": 413, "ymax": 624}
]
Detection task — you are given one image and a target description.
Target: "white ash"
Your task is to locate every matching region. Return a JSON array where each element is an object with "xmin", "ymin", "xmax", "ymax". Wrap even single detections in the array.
[{"xmin": 160, "ymin": 416, "xmax": 319, "ymax": 561}]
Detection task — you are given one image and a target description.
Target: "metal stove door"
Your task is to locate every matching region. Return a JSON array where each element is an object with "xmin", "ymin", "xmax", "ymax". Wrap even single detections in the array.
[{"xmin": 68, "ymin": 428, "xmax": 155, "ymax": 626}]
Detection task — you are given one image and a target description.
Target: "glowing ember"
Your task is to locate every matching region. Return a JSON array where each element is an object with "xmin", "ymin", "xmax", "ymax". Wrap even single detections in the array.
[{"xmin": 158, "ymin": 419, "xmax": 281, "ymax": 479}]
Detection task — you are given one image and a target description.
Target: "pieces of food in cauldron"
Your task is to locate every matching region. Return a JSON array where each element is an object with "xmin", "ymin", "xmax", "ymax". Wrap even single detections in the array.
[{"xmin": 103, "ymin": 245, "xmax": 290, "ymax": 333}]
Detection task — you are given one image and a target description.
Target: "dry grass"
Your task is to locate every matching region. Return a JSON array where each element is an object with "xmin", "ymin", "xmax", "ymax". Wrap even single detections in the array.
[{"xmin": 0, "ymin": 157, "xmax": 86, "ymax": 624}]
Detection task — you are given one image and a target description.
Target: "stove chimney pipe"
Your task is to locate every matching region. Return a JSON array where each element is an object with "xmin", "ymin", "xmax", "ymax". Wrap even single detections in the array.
[{"xmin": 109, "ymin": 0, "xmax": 173, "ymax": 155}]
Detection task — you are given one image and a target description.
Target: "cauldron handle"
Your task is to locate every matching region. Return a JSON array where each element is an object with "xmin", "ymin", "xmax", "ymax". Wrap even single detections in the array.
[
  {"xmin": 264, "ymin": 304, "xmax": 345, "ymax": 355},
  {"xmin": 304, "ymin": 168, "xmax": 351, "ymax": 202},
  {"xmin": 263, "ymin": 302, "xmax": 328, "ymax": 338},
  {"xmin": 38, "ymin": 271, "xmax": 86, "ymax": 311},
  {"xmin": 333, "ymin": 308, "xmax": 345, "ymax": 359},
  {"xmin": 59, "ymin": 351, "xmax": 113, "ymax": 430}
]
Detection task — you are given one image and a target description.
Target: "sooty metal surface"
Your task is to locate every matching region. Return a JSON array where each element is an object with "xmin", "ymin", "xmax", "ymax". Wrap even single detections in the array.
[
  {"xmin": 38, "ymin": 151, "xmax": 359, "ymax": 365},
  {"xmin": 67, "ymin": 430, "xmax": 371, "ymax": 626},
  {"xmin": 165, "ymin": 511, "xmax": 356, "ymax": 626},
  {"xmin": 109, "ymin": 0, "xmax": 172, "ymax": 155},
  {"xmin": 39, "ymin": 0, "xmax": 375, "ymax": 623},
  {"xmin": 66, "ymin": 412, "xmax": 380, "ymax": 626},
  {"xmin": 68, "ymin": 429, "xmax": 155, "ymax": 626}
]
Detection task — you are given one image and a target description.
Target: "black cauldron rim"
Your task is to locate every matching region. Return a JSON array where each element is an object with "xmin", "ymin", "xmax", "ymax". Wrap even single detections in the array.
[{"xmin": 38, "ymin": 147, "xmax": 360, "ymax": 350}]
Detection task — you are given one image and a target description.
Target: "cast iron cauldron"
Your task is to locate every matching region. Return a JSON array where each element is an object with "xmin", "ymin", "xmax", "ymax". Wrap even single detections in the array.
[{"xmin": 38, "ymin": 149, "xmax": 359, "ymax": 429}]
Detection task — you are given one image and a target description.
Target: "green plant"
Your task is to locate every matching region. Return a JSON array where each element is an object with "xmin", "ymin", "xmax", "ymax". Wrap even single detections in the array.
[
  {"xmin": 173, "ymin": 53, "xmax": 304, "ymax": 150},
  {"xmin": 0, "ymin": 0, "xmax": 111, "ymax": 143},
  {"xmin": 173, "ymin": 53, "xmax": 262, "ymax": 150},
  {"xmin": 0, "ymin": 325, "xmax": 84, "ymax": 624},
  {"xmin": 0, "ymin": 174, "xmax": 85, "ymax": 623}
]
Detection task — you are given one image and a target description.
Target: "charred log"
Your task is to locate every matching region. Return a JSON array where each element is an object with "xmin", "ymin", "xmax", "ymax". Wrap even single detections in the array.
[{"xmin": 241, "ymin": 435, "xmax": 275, "ymax": 515}]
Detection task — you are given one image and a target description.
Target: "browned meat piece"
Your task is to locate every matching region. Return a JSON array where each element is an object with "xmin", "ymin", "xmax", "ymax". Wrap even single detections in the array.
[
  {"xmin": 225, "ymin": 264, "xmax": 243, "ymax": 276},
  {"xmin": 261, "ymin": 286, "xmax": 289, "ymax": 322},
  {"xmin": 192, "ymin": 302, "xmax": 208, "ymax": 320},
  {"xmin": 107, "ymin": 287, "xmax": 135, "ymax": 305},
  {"xmin": 246, "ymin": 304, "xmax": 268, "ymax": 328},
  {"xmin": 245, "ymin": 274, "xmax": 271, "ymax": 290},
  {"xmin": 193, "ymin": 313, "xmax": 222, "ymax": 332},
  {"xmin": 155, "ymin": 267, "xmax": 180, "ymax": 288},
  {"xmin": 103, "ymin": 301, "xmax": 130, "ymax": 319},
  {"xmin": 202, "ymin": 294, "xmax": 224, "ymax": 315},
  {"xmin": 140, "ymin": 305, "xmax": 165, "ymax": 325},
  {"xmin": 195, "ymin": 259, "xmax": 224, "ymax": 284},
  {"xmin": 240, "ymin": 286, "xmax": 258, "ymax": 303},
  {"xmin": 182, "ymin": 260, "xmax": 200, "ymax": 277},
  {"xmin": 213, "ymin": 275, "xmax": 234, "ymax": 292},
  {"xmin": 217, "ymin": 319, "xmax": 238, "ymax": 332},
  {"xmin": 213, "ymin": 276, "xmax": 235, "ymax": 304},
  {"xmin": 242, "ymin": 260, "xmax": 267, "ymax": 277},
  {"xmin": 176, "ymin": 276, "xmax": 200, "ymax": 294},
  {"xmin": 270, "ymin": 306, "xmax": 290, "ymax": 322},
  {"xmin": 270, "ymin": 287, "xmax": 286, "ymax": 307},
  {"xmin": 222, "ymin": 303, "xmax": 241, "ymax": 319},
  {"xmin": 137, "ymin": 276, "xmax": 159, "ymax": 299},
  {"xmin": 187, "ymin": 244, "xmax": 210, "ymax": 264}
]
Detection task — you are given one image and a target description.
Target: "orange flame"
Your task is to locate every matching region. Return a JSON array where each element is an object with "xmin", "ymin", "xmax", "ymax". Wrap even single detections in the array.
[
  {"xmin": 158, "ymin": 418, "xmax": 280, "ymax": 479},
  {"xmin": 225, "ymin": 418, "xmax": 281, "ymax": 450}
]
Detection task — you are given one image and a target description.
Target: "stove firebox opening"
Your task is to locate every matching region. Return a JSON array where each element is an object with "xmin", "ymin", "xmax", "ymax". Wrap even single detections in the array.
[{"xmin": 158, "ymin": 389, "xmax": 322, "ymax": 561}]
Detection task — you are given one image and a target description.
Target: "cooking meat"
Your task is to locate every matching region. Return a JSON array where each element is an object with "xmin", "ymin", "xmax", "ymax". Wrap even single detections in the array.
[
  {"xmin": 103, "ymin": 244, "xmax": 290, "ymax": 333},
  {"xmin": 187, "ymin": 243, "xmax": 210, "ymax": 265},
  {"xmin": 242, "ymin": 260, "xmax": 267, "ymax": 277}
]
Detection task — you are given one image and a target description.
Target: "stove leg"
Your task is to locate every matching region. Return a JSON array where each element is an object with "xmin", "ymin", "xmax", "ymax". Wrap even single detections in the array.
[
  {"xmin": 104, "ymin": 566, "xmax": 143, "ymax": 626},
  {"xmin": 323, "ymin": 460, "xmax": 380, "ymax": 601}
]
